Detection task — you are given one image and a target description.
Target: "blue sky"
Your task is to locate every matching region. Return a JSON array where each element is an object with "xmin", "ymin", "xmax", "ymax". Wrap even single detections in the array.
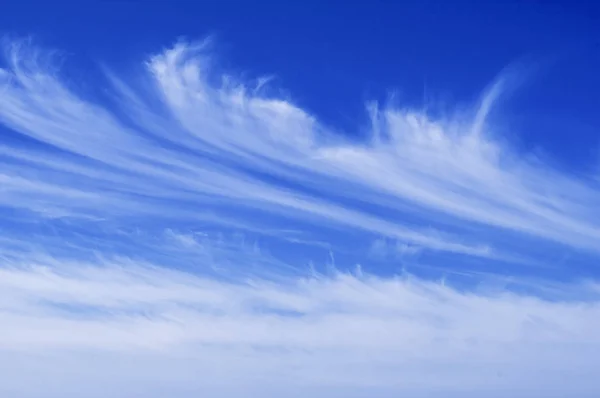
[{"xmin": 1, "ymin": 1, "xmax": 600, "ymax": 397}]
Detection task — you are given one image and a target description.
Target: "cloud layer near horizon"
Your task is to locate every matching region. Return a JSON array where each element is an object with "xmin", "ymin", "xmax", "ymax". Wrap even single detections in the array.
[
  {"xmin": 2, "ymin": 251, "xmax": 600, "ymax": 398},
  {"xmin": 1, "ymin": 39, "xmax": 600, "ymax": 397}
]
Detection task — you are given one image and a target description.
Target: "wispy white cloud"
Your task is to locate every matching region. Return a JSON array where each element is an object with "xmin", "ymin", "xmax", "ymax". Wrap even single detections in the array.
[
  {"xmin": 0, "ymin": 248, "xmax": 599, "ymax": 397},
  {"xmin": 369, "ymin": 237, "xmax": 422, "ymax": 259},
  {"xmin": 1, "ymin": 38, "xmax": 600, "ymax": 397},
  {"xmin": 1, "ymin": 39, "xmax": 600, "ymax": 260}
]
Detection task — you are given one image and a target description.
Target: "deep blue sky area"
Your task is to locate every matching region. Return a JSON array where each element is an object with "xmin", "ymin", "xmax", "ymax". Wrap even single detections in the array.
[{"xmin": 1, "ymin": 0, "xmax": 599, "ymax": 168}]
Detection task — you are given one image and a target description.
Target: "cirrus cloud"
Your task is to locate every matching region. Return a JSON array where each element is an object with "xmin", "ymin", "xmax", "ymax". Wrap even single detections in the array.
[{"xmin": 1, "ymin": 38, "xmax": 600, "ymax": 397}]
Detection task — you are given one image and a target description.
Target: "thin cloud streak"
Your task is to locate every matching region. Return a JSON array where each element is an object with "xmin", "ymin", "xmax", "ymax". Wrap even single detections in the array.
[{"xmin": 1, "ymin": 40, "xmax": 600, "ymax": 260}]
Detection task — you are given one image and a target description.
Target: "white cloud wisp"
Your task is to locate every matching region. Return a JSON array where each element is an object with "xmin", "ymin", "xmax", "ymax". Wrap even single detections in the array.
[
  {"xmin": 0, "ymin": 40, "xmax": 599, "ymax": 259},
  {"xmin": 1, "ymin": 39, "xmax": 600, "ymax": 397},
  {"xmin": 1, "ymin": 249, "xmax": 600, "ymax": 398}
]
